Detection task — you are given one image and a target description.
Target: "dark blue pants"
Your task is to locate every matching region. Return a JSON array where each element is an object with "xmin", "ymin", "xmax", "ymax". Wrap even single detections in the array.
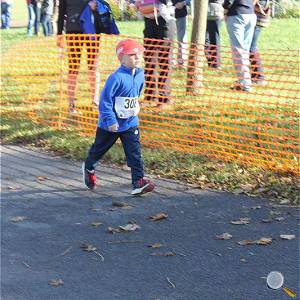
[
  {"xmin": 205, "ymin": 19, "xmax": 222, "ymax": 68},
  {"xmin": 41, "ymin": 13, "xmax": 52, "ymax": 36},
  {"xmin": 85, "ymin": 126, "xmax": 144, "ymax": 184},
  {"xmin": 250, "ymin": 26, "xmax": 264, "ymax": 80}
]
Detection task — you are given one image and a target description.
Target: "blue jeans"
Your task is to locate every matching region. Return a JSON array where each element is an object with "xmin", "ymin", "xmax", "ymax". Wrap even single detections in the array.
[
  {"xmin": 1, "ymin": 2, "xmax": 12, "ymax": 29},
  {"xmin": 226, "ymin": 14, "xmax": 256, "ymax": 87},
  {"xmin": 34, "ymin": 4, "xmax": 41, "ymax": 35},
  {"xmin": 27, "ymin": 4, "xmax": 35, "ymax": 35},
  {"xmin": 250, "ymin": 26, "xmax": 264, "ymax": 81},
  {"xmin": 205, "ymin": 19, "xmax": 222, "ymax": 68},
  {"xmin": 41, "ymin": 13, "xmax": 52, "ymax": 36},
  {"xmin": 85, "ymin": 126, "xmax": 144, "ymax": 184},
  {"xmin": 176, "ymin": 16, "xmax": 188, "ymax": 63}
]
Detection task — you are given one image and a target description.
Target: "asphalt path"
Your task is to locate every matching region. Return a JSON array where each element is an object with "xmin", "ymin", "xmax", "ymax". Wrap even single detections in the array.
[{"xmin": 1, "ymin": 145, "xmax": 299, "ymax": 300}]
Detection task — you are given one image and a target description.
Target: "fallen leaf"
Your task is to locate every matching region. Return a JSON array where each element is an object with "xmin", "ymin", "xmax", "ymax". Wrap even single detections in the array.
[
  {"xmin": 37, "ymin": 176, "xmax": 49, "ymax": 182},
  {"xmin": 255, "ymin": 237, "xmax": 272, "ymax": 245},
  {"xmin": 230, "ymin": 218, "xmax": 251, "ymax": 225},
  {"xmin": 150, "ymin": 251, "xmax": 175, "ymax": 257},
  {"xmin": 119, "ymin": 223, "xmax": 140, "ymax": 231},
  {"xmin": 279, "ymin": 199, "xmax": 290, "ymax": 205},
  {"xmin": 80, "ymin": 243, "xmax": 97, "ymax": 251},
  {"xmin": 149, "ymin": 213, "xmax": 168, "ymax": 221},
  {"xmin": 262, "ymin": 218, "xmax": 273, "ymax": 223},
  {"xmin": 49, "ymin": 279, "xmax": 64, "ymax": 286},
  {"xmin": 280, "ymin": 234, "xmax": 296, "ymax": 240},
  {"xmin": 91, "ymin": 222, "xmax": 103, "ymax": 227},
  {"xmin": 107, "ymin": 226, "xmax": 121, "ymax": 234},
  {"xmin": 10, "ymin": 216, "xmax": 29, "ymax": 222},
  {"xmin": 237, "ymin": 240, "xmax": 255, "ymax": 246},
  {"xmin": 112, "ymin": 202, "xmax": 133, "ymax": 209},
  {"xmin": 251, "ymin": 206, "xmax": 261, "ymax": 210},
  {"xmin": 275, "ymin": 217, "xmax": 285, "ymax": 222},
  {"xmin": 147, "ymin": 243, "xmax": 163, "ymax": 249},
  {"xmin": 215, "ymin": 232, "xmax": 233, "ymax": 240},
  {"xmin": 240, "ymin": 258, "xmax": 247, "ymax": 262}
]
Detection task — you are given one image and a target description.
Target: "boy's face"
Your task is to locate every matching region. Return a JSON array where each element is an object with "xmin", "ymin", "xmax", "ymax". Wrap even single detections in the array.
[{"xmin": 120, "ymin": 52, "xmax": 143, "ymax": 69}]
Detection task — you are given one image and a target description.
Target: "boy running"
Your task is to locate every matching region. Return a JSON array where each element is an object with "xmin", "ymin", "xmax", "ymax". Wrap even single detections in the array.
[{"xmin": 82, "ymin": 39, "xmax": 155, "ymax": 195}]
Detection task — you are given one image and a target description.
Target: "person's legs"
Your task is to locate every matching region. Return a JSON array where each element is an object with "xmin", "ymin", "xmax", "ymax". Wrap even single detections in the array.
[
  {"xmin": 120, "ymin": 127, "xmax": 144, "ymax": 184},
  {"xmin": 85, "ymin": 127, "xmax": 119, "ymax": 171},
  {"xmin": 143, "ymin": 19, "xmax": 158, "ymax": 102},
  {"xmin": 41, "ymin": 14, "xmax": 51, "ymax": 36},
  {"xmin": 205, "ymin": 19, "xmax": 221, "ymax": 68},
  {"xmin": 226, "ymin": 14, "xmax": 253, "ymax": 88},
  {"xmin": 27, "ymin": 4, "xmax": 35, "ymax": 35},
  {"xmin": 120, "ymin": 126, "xmax": 154, "ymax": 195},
  {"xmin": 250, "ymin": 25, "xmax": 264, "ymax": 82},
  {"xmin": 83, "ymin": 127, "xmax": 119, "ymax": 189},
  {"xmin": 34, "ymin": 4, "xmax": 41, "ymax": 35},
  {"xmin": 176, "ymin": 16, "xmax": 188, "ymax": 65},
  {"xmin": 87, "ymin": 38, "xmax": 101, "ymax": 106},
  {"xmin": 1, "ymin": 3, "xmax": 11, "ymax": 29},
  {"xmin": 156, "ymin": 39, "xmax": 171, "ymax": 104},
  {"xmin": 66, "ymin": 35, "xmax": 83, "ymax": 112}
]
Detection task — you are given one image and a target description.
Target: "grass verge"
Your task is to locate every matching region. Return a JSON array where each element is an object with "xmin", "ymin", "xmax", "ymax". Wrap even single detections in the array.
[{"xmin": 1, "ymin": 115, "xmax": 299, "ymax": 205}]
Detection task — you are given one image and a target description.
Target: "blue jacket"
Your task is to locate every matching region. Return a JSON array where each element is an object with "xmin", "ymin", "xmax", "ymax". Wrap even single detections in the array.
[
  {"xmin": 80, "ymin": 0, "xmax": 119, "ymax": 35},
  {"xmin": 98, "ymin": 65, "xmax": 144, "ymax": 132}
]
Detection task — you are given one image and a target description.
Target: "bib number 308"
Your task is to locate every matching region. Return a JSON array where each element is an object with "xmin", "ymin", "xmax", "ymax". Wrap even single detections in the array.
[{"xmin": 124, "ymin": 98, "xmax": 137, "ymax": 109}]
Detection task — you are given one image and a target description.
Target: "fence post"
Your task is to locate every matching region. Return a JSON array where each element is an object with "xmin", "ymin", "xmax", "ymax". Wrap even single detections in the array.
[{"xmin": 58, "ymin": 46, "xmax": 64, "ymax": 129}]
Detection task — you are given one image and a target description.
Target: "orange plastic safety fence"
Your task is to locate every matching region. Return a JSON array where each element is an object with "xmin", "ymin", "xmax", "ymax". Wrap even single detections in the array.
[{"xmin": 1, "ymin": 34, "xmax": 299, "ymax": 175}]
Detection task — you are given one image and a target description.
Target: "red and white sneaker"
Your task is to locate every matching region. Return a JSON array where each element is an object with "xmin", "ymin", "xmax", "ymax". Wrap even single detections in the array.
[
  {"xmin": 131, "ymin": 178, "xmax": 155, "ymax": 195},
  {"xmin": 82, "ymin": 162, "xmax": 96, "ymax": 189}
]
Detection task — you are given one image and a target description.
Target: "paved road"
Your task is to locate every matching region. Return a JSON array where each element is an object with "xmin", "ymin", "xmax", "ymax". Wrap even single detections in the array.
[{"xmin": 1, "ymin": 145, "xmax": 299, "ymax": 300}]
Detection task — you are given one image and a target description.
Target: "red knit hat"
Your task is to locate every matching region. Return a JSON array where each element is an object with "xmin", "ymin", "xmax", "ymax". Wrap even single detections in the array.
[{"xmin": 116, "ymin": 39, "xmax": 145, "ymax": 60}]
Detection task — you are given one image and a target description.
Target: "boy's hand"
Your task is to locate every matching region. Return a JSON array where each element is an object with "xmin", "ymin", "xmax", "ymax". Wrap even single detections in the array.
[{"xmin": 108, "ymin": 123, "xmax": 119, "ymax": 132}]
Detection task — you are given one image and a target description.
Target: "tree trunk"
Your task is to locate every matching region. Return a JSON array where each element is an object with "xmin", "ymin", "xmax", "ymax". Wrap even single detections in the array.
[{"xmin": 186, "ymin": 0, "xmax": 208, "ymax": 95}]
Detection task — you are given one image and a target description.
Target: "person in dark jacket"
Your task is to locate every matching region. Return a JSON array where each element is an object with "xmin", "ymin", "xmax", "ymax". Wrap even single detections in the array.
[
  {"xmin": 205, "ymin": 0, "xmax": 224, "ymax": 69},
  {"xmin": 135, "ymin": 0, "xmax": 174, "ymax": 107},
  {"xmin": 57, "ymin": 0, "xmax": 101, "ymax": 113},
  {"xmin": 224, "ymin": 0, "xmax": 256, "ymax": 92}
]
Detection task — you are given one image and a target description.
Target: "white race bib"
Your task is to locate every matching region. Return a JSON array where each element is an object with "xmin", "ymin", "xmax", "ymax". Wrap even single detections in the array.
[{"xmin": 115, "ymin": 96, "xmax": 140, "ymax": 119}]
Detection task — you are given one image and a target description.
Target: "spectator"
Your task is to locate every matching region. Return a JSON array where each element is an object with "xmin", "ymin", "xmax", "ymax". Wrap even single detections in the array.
[
  {"xmin": 26, "ymin": 0, "xmax": 35, "ymax": 35},
  {"xmin": 135, "ymin": 0, "xmax": 174, "ymax": 107},
  {"xmin": 57, "ymin": 0, "xmax": 101, "ymax": 114},
  {"xmin": 1, "ymin": 0, "xmax": 13, "ymax": 29},
  {"xmin": 34, "ymin": 0, "xmax": 42, "ymax": 35},
  {"xmin": 250, "ymin": 0, "xmax": 270, "ymax": 85},
  {"xmin": 82, "ymin": 38, "xmax": 155, "ymax": 195},
  {"xmin": 41, "ymin": 0, "xmax": 54, "ymax": 36},
  {"xmin": 205, "ymin": 0, "xmax": 224, "ymax": 69},
  {"xmin": 223, "ymin": 0, "xmax": 256, "ymax": 92},
  {"xmin": 171, "ymin": 0, "xmax": 191, "ymax": 66}
]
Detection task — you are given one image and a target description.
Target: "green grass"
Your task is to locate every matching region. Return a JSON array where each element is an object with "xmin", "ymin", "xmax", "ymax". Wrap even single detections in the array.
[{"xmin": 1, "ymin": 115, "xmax": 299, "ymax": 204}]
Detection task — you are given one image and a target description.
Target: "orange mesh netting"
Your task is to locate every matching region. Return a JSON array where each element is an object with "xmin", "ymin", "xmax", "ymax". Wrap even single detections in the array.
[{"xmin": 1, "ymin": 34, "xmax": 299, "ymax": 174}]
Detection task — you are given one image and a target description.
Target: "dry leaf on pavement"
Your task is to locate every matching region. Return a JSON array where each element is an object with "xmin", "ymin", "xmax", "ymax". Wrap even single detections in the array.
[
  {"xmin": 49, "ymin": 279, "xmax": 64, "ymax": 286},
  {"xmin": 230, "ymin": 218, "xmax": 251, "ymax": 225},
  {"xmin": 80, "ymin": 243, "xmax": 97, "ymax": 252},
  {"xmin": 215, "ymin": 233, "xmax": 233, "ymax": 240},
  {"xmin": 280, "ymin": 234, "xmax": 296, "ymax": 240},
  {"xmin": 150, "ymin": 251, "xmax": 175, "ymax": 257},
  {"xmin": 147, "ymin": 243, "xmax": 163, "ymax": 248},
  {"xmin": 255, "ymin": 237, "xmax": 273, "ymax": 245},
  {"xmin": 149, "ymin": 213, "xmax": 168, "ymax": 221},
  {"xmin": 91, "ymin": 222, "xmax": 103, "ymax": 227},
  {"xmin": 10, "ymin": 216, "xmax": 29, "ymax": 222},
  {"xmin": 119, "ymin": 223, "xmax": 141, "ymax": 231},
  {"xmin": 112, "ymin": 202, "xmax": 133, "ymax": 209}
]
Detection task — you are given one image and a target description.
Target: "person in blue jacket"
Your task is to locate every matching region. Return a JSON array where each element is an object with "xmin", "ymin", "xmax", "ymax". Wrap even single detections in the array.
[{"xmin": 82, "ymin": 38, "xmax": 155, "ymax": 196}]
